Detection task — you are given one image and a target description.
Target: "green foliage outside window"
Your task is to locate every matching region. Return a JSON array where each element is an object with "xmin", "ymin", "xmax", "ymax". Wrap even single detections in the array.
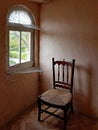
[{"xmin": 9, "ymin": 31, "xmax": 30, "ymax": 66}]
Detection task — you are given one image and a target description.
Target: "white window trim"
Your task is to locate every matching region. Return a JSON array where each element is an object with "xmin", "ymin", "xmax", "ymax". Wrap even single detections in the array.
[{"xmin": 6, "ymin": 6, "xmax": 36, "ymax": 73}]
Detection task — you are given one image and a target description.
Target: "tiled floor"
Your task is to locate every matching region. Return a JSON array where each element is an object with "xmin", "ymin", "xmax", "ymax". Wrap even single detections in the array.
[{"xmin": 1, "ymin": 103, "xmax": 98, "ymax": 130}]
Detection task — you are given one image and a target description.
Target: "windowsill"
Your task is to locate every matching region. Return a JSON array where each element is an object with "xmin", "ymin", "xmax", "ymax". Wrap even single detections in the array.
[{"xmin": 7, "ymin": 67, "xmax": 42, "ymax": 74}]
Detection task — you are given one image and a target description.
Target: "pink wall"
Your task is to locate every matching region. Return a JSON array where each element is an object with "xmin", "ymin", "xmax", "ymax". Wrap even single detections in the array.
[
  {"xmin": 0, "ymin": 0, "xmax": 40, "ymax": 126},
  {"xmin": 0, "ymin": 0, "xmax": 98, "ymax": 126},
  {"xmin": 40, "ymin": 0, "xmax": 98, "ymax": 118}
]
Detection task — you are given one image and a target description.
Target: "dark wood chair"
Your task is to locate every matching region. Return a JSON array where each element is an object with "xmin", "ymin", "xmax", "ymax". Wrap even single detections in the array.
[{"xmin": 38, "ymin": 58, "xmax": 75, "ymax": 129}]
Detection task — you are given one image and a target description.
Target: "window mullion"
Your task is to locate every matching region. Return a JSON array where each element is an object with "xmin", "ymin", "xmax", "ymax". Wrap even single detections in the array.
[
  {"xmin": 19, "ymin": 31, "xmax": 21, "ymax": 63},
  {"xmin": 7, "ymin": 6, "xmax": 35, "ymax": 72}
]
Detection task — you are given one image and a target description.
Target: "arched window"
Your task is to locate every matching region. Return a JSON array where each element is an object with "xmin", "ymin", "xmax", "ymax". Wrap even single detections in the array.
[{"xmin": 7, "ymin": 6, "xmax": 35, "ymax": 72}]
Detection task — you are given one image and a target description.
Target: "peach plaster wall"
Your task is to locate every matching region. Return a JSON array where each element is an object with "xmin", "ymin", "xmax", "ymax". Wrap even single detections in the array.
[
  {"xmin": 0, "ymin": 0, "xmax": 40, "ymax": 127},
  {"xmin": 39, "ymin": 0, "xmax": 98, "ymax": 118}
]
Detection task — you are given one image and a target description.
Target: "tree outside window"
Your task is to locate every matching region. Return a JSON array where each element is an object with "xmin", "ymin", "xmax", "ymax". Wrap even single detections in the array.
[{"xmin": 7, "ymin": 6, "xmax": 35, "ymax": 72}]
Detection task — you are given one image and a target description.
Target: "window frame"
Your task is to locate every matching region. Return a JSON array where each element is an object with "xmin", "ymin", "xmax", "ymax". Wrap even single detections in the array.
[{"xmin": 6, "ymin": 6, "xmax": 36, "ymax": 73}]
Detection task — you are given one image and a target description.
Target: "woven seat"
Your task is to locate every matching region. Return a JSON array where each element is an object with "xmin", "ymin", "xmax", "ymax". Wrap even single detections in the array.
[
  {"xmin": 38, "ymin": 58, "xmax": 75, "ymax": 130},
  {"xmin": 41, "ymin": 88, "xmax": 71, "ymax": 106}
]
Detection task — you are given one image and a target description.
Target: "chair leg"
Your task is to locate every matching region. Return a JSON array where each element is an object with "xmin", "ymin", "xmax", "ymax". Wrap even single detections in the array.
[
  {"xmin": 63, "ymin": 109, "xmax": 67, "ymax": 130},
  {"xmin": 38, "ymin": 97, "xmax": 41, "ymax": 121}
]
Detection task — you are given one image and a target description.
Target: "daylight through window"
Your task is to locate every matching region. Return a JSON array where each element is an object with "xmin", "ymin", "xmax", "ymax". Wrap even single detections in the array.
[{"xmin": 7, "ymin": 6, "xmax": 35, "ymax": 72}]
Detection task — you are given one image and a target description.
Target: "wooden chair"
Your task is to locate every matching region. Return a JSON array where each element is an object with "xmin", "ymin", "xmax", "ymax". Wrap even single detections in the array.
[{"xmin": 38, "ymin": 58, "xmax": 75, "ymax": 129}]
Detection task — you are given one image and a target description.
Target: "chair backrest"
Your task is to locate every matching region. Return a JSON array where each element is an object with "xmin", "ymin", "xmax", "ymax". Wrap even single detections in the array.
[{"xmin": 52, "ymin": 58, "xmax": 75, "ymax": 93}]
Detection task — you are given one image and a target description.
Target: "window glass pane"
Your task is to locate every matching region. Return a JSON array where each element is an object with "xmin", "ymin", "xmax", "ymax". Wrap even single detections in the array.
[
  {"xmin": 21, "ymin": 32, "xmax": 31, "ymax": 63},
  {"xmin": 9, "ymin": 31, "xmax": 20, "ymax": 66},
  {"xmin": 7, "ymin": 7, "xmax": 34, "ymax": 71},
  {"xmin": 9, "ymin": 10, "xmax": 32, "ymax": 25}
]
